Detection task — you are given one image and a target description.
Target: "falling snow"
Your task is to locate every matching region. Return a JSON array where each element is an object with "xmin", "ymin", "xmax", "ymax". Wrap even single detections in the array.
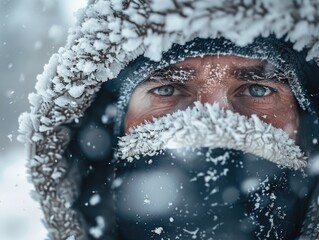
[
  {"xmin": 152, "ymin": 227, "xmax": 164, "ymax": 235},
  {"xmin": 12, "ymin": 0, "xmax": 319, "ymax": 240},
  {"xmin": 89, "ymin": 216, "xmax": 105, "ymax": 239},
  {"xmin": 89, "ymin": 194, "xmax": 101, "ymax": 206}
]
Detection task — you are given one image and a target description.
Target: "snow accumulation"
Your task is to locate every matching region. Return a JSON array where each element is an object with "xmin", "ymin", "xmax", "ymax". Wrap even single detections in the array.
[{"xmin": 118, "ymin": 102, "xmax": 306, "ymax": 170}]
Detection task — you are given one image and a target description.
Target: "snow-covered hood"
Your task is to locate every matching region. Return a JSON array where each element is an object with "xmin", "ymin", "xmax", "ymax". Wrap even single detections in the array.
[{"xmin": 18, "ymin": 0, "xmax": 319, "ymax": 239}]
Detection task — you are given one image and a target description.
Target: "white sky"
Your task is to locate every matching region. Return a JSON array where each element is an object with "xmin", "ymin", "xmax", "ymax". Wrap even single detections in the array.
[
  {"xmin": 0, "ymin": 149, "xmax": 46, "ymax": 240},
  {"xmin": 63, "ymin": 0, "xmax": 88, "ymax": 24}
]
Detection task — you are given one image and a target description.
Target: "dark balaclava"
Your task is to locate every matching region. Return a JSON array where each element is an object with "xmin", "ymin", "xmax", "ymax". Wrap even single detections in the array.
[{"xmin": 73, "ymin": 37, "xmax": 319, "ymax": 240}]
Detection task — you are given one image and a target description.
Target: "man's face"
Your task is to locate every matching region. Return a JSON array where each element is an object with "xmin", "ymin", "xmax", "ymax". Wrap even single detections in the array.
[{"xmin": 125, "ymin": 55, "xmax": 299, "ymax": 139}]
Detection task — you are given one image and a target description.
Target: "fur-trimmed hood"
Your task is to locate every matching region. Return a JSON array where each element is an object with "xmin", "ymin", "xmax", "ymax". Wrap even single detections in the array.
[{"xmin": 18, "ymin": 0, "xmax": 319, "ymax": 239}]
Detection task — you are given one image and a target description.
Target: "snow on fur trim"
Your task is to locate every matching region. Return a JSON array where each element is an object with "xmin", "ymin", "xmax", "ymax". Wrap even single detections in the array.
[
  {"xmin": 118, "ymin": 102, "xmax": 307, "ymax": 170},
  {"xmin": 18, "ymin": 0, "xmax": 319, "ymax": 147}
]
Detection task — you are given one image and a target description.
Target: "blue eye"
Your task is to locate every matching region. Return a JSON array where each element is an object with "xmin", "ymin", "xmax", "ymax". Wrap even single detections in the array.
[
  {"xmin": 243, "ymin": 84, "xmax": 273, "ymax": 97},
  {"xmin": 152, "ymin": 85, "xmax": 180, "ymax": 96}
]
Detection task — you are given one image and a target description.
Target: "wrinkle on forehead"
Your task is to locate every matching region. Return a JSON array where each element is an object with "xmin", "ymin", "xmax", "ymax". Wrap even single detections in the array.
[
  {"xmin": 175, "ymin": 55, "xmax": 283, "ymax": 78},
  {"xmin": 138, "ymin": 55, "xmax": 290, "ymax": 92},
  {"xmin": 173, "ymin": 55, "xmax": 264, "ymax": 69},
  {"xmin": 172, "ymin": 56, "xmax": 251, "ymax": 89},
  {"xmin": 174, "ymin": 55, "xmax": 288, "ymax": 82}
]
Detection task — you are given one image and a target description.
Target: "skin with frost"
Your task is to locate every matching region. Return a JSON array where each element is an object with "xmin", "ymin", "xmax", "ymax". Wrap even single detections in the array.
[{"xmin": 125, "ymin": 55, "xmax": 299, "ymax": 139}]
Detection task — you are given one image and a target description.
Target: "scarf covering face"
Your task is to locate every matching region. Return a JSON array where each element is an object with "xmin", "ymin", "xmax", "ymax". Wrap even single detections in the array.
[
  {"xmin": 18, "ymin": 0, "xmax": 319, "ymax": 239},
  {"xmin": 114, "ymin": 102, "xmax": 311, "ymax": 240}
]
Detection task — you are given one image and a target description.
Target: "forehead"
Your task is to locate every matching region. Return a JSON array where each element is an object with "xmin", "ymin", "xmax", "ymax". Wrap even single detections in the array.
[
  {"xmin": 173, "ymin": 55, "xmax": 266, "ymax": 69},
  {"xmin": 139, "ymin": 54, "xmax": 290, "ymax": 90}
]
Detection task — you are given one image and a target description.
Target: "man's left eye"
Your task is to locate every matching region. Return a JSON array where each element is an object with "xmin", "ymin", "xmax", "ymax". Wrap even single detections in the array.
[
  {"xmin": 242, "ymin": 84, "xmax": 274, "ymax": 97},
  {"xmin": 151, "ymin": 85, "xmax": 181, "ymax": 96}
]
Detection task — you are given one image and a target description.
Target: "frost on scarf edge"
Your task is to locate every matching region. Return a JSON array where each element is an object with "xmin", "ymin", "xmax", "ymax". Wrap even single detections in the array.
[{"xmin": 118, "ymin": 102, "xmax": 307, "ymax": 171}]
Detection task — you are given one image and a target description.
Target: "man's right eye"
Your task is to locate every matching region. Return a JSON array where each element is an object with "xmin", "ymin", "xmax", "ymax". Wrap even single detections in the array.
[{"xmin": 150, "ymin": 85, "xmax": 181, "ymax": 96}]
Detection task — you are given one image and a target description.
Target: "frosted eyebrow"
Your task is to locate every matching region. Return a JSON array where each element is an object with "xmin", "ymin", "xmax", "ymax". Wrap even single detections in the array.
[
  {"xmin": 231, "ymin": 63, "xmax": 289, "ymax": 83},
  {"xmin": 139, "ymin": 66, "xmax": 195, "ymax": 86}
]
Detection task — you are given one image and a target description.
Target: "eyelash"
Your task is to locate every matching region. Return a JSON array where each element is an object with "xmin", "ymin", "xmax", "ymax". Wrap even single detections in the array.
[
  {"xmin": 148, "ymin": 83, "xmax": 277, "ymax": 98},
  {"xmin": 239, "ymin": 84, "xmax": 277, "ymax": 97},
  {"xmin": 148, "ymin": 84, "xmax": 183, "ymax": 97}
]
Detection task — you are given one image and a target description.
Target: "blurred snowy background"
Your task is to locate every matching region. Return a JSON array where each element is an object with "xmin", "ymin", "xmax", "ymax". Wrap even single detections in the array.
[{"xmin": 0, "ymin": 0, "xmax": 87, "ymax": 239}]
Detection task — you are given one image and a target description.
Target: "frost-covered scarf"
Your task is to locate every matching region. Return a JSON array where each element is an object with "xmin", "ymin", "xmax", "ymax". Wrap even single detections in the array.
[{"xmin": 114, "ymin": 102, "xmax": 312, "ymax": 239}]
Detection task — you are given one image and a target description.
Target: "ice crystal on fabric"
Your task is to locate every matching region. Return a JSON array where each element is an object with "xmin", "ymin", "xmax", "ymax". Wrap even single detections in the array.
[{"xmin": 118, "ymin": 102, "xmax": 306, "ymax": 170}]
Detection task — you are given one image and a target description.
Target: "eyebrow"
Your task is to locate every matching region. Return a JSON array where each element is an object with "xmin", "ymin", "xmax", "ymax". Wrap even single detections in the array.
[
  {"xmin": 231, "ymin": 63, "xmax": 289, "ymax": 83},
  {"xmin": 138, "ymin": 61, "xmax": 289, "ymax": 88},
  {"xmin": 138, "ymin": 65, "xmax": 195, "ymax": 86}
]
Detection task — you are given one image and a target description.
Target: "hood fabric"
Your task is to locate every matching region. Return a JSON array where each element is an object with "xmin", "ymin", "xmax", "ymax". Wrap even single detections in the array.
[{"xmin": 18, "ymin": 0, "xmax": 319, "ymax": 239}]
